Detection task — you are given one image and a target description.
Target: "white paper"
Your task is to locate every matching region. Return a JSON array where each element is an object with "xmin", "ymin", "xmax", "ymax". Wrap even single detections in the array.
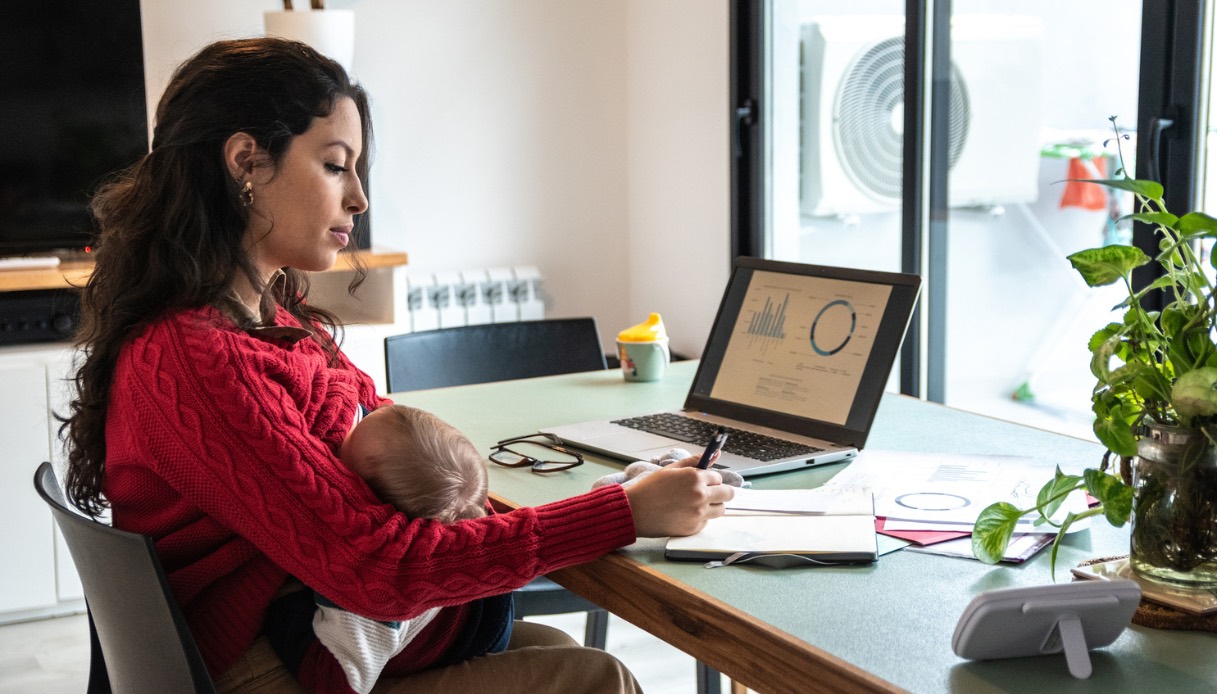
[
  {"xmin": 819, "ymin": 449, "xmax": 1089, "ymax": 529},
  {"xmin": 882, "ymin": 516, "xmax": 1090, "ymax": 534},
  {"xmin": 666, "ymin": 514, "xmax": 876, "ymax": 555},
  {"xmin": 907, "ymin": 533, "xmax": 1053, "ymax": 563},
  {"xmin": 725, "ymin": 488, "xmax": 871, "ymax": 515}
]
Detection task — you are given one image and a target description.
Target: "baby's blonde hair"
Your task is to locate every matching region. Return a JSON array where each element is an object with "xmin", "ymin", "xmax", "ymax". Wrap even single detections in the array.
[{"xmin": 344, "ymin": 405, "xmax": 487, "ymax": 523}]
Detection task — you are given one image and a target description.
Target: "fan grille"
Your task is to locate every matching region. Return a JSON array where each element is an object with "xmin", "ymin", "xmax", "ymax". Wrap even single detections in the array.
[{"xmin": 833, "ymin": 36, "xmax": 970, "ymax": 203}]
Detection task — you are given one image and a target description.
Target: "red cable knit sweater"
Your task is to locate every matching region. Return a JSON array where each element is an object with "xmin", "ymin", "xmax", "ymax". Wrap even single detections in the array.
[{"xmin": 102, "ymin": 305, "xmax": 636, "ymax": 683}]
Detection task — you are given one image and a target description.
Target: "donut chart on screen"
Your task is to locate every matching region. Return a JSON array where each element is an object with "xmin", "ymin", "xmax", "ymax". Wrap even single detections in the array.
[{"xmin": 809, "ymin": 299, "xmax": 857, "ymax": 356}]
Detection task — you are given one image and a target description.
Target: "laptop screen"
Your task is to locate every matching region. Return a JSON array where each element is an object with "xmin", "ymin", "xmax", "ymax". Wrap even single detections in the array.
[
  {"xmin": 709, "ymin": 268, "xmax": 893, "ymax": 426},
  {"xmin": 687, "ymin": 258, "xmax": 921, "ymax": 448}
]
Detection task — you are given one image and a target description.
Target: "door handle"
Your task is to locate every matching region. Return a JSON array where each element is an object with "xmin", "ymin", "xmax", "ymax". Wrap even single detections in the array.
[
  {"xmin": 734, "ymin": 99, "xmax": 756, "ymax": 158},
  {"xmin": 1149, "ymin": 116, "xmax": 1175, "ymax": 183}
]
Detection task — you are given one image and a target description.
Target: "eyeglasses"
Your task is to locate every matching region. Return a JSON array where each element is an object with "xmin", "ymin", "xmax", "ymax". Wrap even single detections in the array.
[{"xmin": 489, "ymin": 433, "xmax": 585, "ymax": 474}]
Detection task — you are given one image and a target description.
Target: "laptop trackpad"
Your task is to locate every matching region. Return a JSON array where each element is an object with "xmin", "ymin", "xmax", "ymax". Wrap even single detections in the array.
[
  {"xmin": 588, "ymin": 429, "xmax": 674, "ymax": 456},
  {"xmin": 544, "ymin": 421, "xmax": 674, "ymax": 456}
]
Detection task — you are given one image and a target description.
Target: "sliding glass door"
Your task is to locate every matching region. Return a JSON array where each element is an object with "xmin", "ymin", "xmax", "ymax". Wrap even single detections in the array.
[{"xmin": 733, "ymin": 0, "xmax": 1209, "ymax": 438}]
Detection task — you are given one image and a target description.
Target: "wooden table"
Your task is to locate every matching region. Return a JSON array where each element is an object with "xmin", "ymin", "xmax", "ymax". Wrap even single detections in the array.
[{"xmin": 394, "ymin": 361, "xmax": 1217, "ymax": 693}]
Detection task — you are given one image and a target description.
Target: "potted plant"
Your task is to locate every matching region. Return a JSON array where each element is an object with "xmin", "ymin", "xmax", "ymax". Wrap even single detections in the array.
[{"xmin": 972, "ymin": 119, "xmax": 1217, "ymax": 587}]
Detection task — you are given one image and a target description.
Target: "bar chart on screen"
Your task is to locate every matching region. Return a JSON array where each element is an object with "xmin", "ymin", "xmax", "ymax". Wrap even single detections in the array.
[{"xmin": 745, "ymin": 293, "xmax": 789, "ymax": 354}]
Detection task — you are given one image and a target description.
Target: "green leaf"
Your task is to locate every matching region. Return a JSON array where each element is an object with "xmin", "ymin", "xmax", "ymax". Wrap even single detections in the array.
[
  {"xmin": 1087, "ymin": 323, "xmax": 1123, "ymax": 353},
  {"xmin": 1178, "ymin": 211, "xmax": 1217, "ymax": 238},
  {"xmin": 1106, "ymin": 363, "xmax": 1137, "ymax": 388},
  {"xmin": 1083, "ymin": 468, "xmax": 1133, "ymax": 526},
  {"xmin": 1093, "ymin": 409, "xmax": 1139, "ymax": 457},
  {"xmin": 1089, "ymin": 332, "xmax": 1122, "ymax": 382},
  {"xmin": 1188, "ymin": 331, "xmax": 1217, "ymax": 370},
  {"xmin": 971, "ymin": 502, "xmax": 1025, "ymax": 564},
  {"xmin": 1126, "ymin": 308, "xmax": 1159, "ymax": 331},
  {"xmin": 1067, "ymin": 246, "xmax": 1150, "ymax": 287},
  {"xmin": 1153, "ymin": 239, "xmax": 1182, "ymax": 267},
  {"xmin": 1048, "ymin": 511, "xmax": 1082, "ymax": 581},
  {"xmin": 1131, "ymin": 364, "xmax": 1172, "ymax": 403},
  {"xmin": 1146, "ymin": 275, "xmax": 1182, "ymax": 296},
  {"xmin": 1126, "ymin": 211, "xmax": 1180, "ymax": 229},
  {"xmin": 1168, "ymin": 331, "xmax": 1197, "ymax": 373},
  {"xmin": 1161, "ymin": 306, "xmax": 1189, "ymax": 338},
  {"xmin": 1065, "ymin": 177, "xmax": 1165, "ymax": 200},
  {"xmin": 1035, "ymin": 468, "xmax": 1083, "ymax": 522}
]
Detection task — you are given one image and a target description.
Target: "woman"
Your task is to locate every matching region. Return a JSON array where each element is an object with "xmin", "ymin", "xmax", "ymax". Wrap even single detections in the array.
[{"xmin": 64, "ymin": 37, "xmax": 732, "ymax": 693}]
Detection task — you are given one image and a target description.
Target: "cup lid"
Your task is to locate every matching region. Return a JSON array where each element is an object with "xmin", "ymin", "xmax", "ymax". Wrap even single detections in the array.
[{"xmin": 618, "ymin": 312, "xmax": 667, "ymax": 342}]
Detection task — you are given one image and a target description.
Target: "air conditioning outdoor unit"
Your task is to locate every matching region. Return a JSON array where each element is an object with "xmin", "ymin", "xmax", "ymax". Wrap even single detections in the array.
[{"xmin": 801, "ymin": 15, "xmax": 1044, "ymax": 217}]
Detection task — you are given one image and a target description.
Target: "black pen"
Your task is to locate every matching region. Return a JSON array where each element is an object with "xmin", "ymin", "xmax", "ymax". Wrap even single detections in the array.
[{"xmin": 697, "ymin": 427, "xmax": 729, "ymax": 469}]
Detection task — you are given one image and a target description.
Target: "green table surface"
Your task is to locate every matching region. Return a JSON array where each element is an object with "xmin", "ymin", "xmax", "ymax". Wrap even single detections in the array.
[{"xmin": 393, "ymin": 361, "xmax": 1217, "ymax": 693}]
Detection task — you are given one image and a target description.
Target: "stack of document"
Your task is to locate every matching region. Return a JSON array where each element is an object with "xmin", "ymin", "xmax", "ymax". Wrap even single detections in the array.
[
  {"xmin": 817, "ymin": 450, "xmax": 1089, "ymax": 563},
  {"xmin": 664, "ymin": 488, "xmax": 877, "ymax": 567}
]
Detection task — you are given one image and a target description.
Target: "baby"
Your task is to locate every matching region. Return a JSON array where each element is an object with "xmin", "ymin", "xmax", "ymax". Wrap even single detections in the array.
[
  {"xmin": 269, "ymin": 404, "xmax": 509, "ymax": 694},
  {"xmin": 340, "ymin": 404, "xmax": 489, "ymax": 523}
]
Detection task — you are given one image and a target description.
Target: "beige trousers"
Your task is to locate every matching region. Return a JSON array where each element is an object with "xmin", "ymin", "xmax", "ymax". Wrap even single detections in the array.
[{"xmin": 213, "ymin": 620, "xmax": 642, "ymax": 694}]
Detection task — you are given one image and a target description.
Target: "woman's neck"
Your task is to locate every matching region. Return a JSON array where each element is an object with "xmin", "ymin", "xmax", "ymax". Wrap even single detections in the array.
[{"xmin": 228, "ymin": 273, "xmax": 265, "ymax": 316}]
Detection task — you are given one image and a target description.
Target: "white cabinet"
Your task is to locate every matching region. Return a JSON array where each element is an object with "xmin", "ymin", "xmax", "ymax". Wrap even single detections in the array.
[
  {"xmin": 0, "ymin": 353, "xmax": 65, "ymax": 616},
  {"xmin": 45, "ymin": 350, "xmax": 84, "ymax": 603}
]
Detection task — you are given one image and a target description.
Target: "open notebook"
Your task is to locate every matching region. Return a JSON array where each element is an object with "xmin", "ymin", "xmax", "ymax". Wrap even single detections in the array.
[
  {"xmin": 542, "ymin": 257, "xmax": 921, "ymax": 477},
  {"xmin": 665, "ymin": 488, "xmax": 877, "ymax": 567}
]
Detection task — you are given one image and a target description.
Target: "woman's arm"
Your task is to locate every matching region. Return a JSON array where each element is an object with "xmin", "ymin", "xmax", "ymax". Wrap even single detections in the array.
[{"xmin": 108, "ymin": 313, "xmax": 634, "ymax": 622}]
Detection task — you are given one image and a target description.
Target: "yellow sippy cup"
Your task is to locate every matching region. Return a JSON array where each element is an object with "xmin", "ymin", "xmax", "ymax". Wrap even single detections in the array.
[{"xmin": 617, "ymin": 313, "xmax": 670, "ymax": 382}]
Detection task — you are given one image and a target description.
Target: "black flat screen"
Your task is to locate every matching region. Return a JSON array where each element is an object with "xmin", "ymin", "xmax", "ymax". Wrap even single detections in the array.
[{"xmin": 0, "ymin": 0, "xmax": 147, "ymax": 255}]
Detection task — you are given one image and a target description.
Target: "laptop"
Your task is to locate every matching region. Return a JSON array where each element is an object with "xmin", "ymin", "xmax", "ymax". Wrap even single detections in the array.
[{"xmin": 541, "ymin": 257, "xmax": 922, "ymax": 477}]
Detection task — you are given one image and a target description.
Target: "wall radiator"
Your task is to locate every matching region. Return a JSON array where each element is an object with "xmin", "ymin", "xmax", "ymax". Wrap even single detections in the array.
[
  {"xmin": 315, "ymin": 265, "xmax": 547, "ymax": 393},
  {"xmin": 405, "ymin": 266, "xmax": 545, "ymax": 332}
]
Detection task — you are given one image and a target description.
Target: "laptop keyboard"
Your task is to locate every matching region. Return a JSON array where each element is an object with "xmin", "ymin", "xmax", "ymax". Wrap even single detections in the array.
[{"xmin": 610, "ymin": 412, "xmax": 823, "ymax": 462}]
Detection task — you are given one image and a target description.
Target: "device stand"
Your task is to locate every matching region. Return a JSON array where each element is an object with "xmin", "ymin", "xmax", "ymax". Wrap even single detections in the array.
[{"xmin": 1054, "ymin": 614, "xmax": 1092, "ymax": 679}]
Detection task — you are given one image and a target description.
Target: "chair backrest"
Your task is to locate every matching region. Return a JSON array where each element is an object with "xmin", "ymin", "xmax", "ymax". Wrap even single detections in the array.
[
  {"xmin": 385, "ymin": 317, "xmax": 607, "ymax": 392},
  {"xmin": 33, "ymin": 462, "xmax": 215, "ymax": 694}
]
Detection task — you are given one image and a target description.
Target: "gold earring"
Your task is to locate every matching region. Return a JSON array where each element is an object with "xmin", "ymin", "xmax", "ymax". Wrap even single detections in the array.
[{"xmin": 240, "ymin": 180, "xmax": 254, "ymax": 207}]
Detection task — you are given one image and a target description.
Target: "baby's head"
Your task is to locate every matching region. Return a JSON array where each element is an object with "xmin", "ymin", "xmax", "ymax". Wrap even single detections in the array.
[{"xmin": 341, "ymin": 405, "xmax": 488, "ymax": 523}]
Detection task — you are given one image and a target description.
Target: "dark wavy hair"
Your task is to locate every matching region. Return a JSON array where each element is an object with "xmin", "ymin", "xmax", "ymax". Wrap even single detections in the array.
[{"xmin": 64, "ymin": 37, "xmax": 374, "ymax": 515}]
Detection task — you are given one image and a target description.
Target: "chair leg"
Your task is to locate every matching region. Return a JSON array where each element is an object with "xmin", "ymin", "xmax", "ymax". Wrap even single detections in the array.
[
  {"xmin": 695, "ymin": 660, "xmax": 722, "ymax": 694},
  {"xmin": 584, "ymin": 608, "xmax": 609, "ymax": 650},
  {"xmin": 86, "ymin": 609, "xmax": 113, "ymax": 694}
]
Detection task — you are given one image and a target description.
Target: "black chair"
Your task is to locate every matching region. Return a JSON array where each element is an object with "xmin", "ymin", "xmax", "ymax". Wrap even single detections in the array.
[
  {"xmin": 33, "ymin": 462, "xmax": 216, "ymax": 694},
  {"xmin": 385, "ymin": 318, "xmax": 611, "ymax": 649},
  {"xmin": 385, "ymin": 317, "xmax": 608, "ymax": 392}
]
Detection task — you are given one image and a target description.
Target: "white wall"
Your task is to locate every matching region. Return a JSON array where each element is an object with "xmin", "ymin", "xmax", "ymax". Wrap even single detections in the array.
[
  {"xmin": 138, "ymin": 0, "xmax": 730, "ymax": 359},
  {"xmin": 626, "ymin": 1, "xmax": 731, "ymax": 357}
]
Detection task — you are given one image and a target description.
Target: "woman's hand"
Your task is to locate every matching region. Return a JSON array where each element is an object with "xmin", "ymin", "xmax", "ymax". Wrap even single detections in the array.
[{"xmin": 624, "ymin": 454, "xmax": 735, "ymax": 537}]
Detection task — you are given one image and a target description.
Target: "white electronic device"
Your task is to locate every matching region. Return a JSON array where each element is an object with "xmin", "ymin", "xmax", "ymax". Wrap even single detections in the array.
[
  {"xmin": 0, "ymin": 256, "xmax": 61, "ymax": 270},
  {"xmin": 952, "ymin": 579, "xmax": 1141, "ymax": 679}
]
